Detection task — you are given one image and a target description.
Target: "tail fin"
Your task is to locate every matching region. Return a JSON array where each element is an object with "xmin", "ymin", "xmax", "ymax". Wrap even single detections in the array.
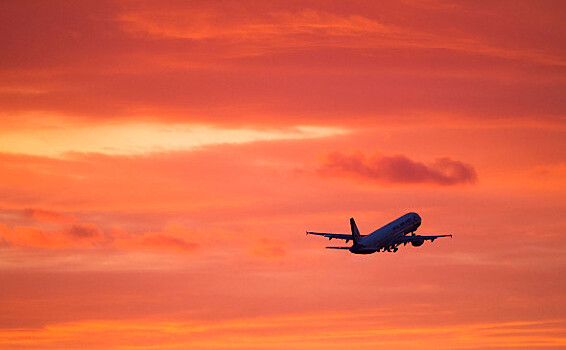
[{"xmin": 350, "ymin": 218, "xmax": 361, "ymax": 244}]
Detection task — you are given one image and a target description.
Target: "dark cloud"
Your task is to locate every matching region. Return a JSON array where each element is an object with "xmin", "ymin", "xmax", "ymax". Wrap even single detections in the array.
[
  {"xmin": 23, "ymin": 208, "xmax": 76, "ymax": 224},
  {"xmin": 139, "ymin": 234, "xmax": 199, "ymax": 253},
  {"xmin": 65, "ymin": 223, "xmax": 104, "ymax": 239},
  {"xmin": 320, "ymin": 152, "xmax": 477, "ymax": 186}
]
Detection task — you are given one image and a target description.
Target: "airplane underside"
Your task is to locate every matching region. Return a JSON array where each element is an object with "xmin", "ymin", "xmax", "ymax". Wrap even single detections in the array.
[
  {"xmin": 349, "ymin": 245, "xmax": 399, "ymax": 254},
  {"xmin": 349, "ymin": 248, "xmax": 378, "ymax": 254}
]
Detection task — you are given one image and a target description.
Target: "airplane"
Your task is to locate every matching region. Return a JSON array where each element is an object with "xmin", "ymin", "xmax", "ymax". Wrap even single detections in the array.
[{"xmin": 306, "ymin": 212, "xmax": 452, "ymax": 254}]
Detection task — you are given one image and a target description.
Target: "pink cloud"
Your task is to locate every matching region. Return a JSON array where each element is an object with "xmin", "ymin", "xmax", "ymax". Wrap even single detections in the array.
[
  {"xmin": 320, "ymin": 151, "xmax": 477, "ymax": 186},
  {"xmin": 0, "ymin": 1, "xmax": 564, "ymax": 127},
  {"xmin": 24, "ymin": 208, "xmax": 77, "ymax": 225},
  {"xmin": 116, "ymin": 233, "xmax": 199, "ymax": 253},
  {"xmin": 248, "ymin": 238, "xmax": 287, "ymax": 261},
  {"xmin": 0, "ymin": 220, "xmax": 198, "ymax": 253},
  {"xmin": 0, "ymin": 222, "xmax": 106, "ymax": 249},
  {"xmin": 64, "ymin": 223, "xmax": 105, "ymax": 240}
]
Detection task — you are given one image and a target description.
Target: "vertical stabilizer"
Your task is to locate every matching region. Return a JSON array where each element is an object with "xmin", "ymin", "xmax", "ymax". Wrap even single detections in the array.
[{"xmin": 350, "ymin": 218, "xmax": 361, "ymax": 244}]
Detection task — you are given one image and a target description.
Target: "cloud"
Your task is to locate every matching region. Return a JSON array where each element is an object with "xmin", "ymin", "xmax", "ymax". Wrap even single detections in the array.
[
  {"xmin": 120, "ymin": 8, "xmax": 389, "ymax": 40},
  {"xmin": 110, "ymin": 222, "xmax": 200, "ymax": 253},
  {"xmin": 64, "ymin": 223, "xmax": 104, "ymax": 240},
  {"xmin": 0, "ymin": 222, "xmax": 106, "ymax": 249},
  {"xmin": 320, "ymin": 151, "xmax": 477, "ymax": 186},
  {"xmin": 3, "ymin": 313, "xmax": 565, "ymax": 350},
  {"xmin": 0, "ymin": 219, "xmax": 198, "ymax": 253},
  {"xmin": 529, "ymin": 163, "xmax": 566, "ymax": 190},
  {"xmin": 115, "ymin": 233, "xmax": 199, "ymax": 253},
  {"xmin": 0, "ymin": 122, "xmax": 345, "ymax": 157},
  {"xmin": 118, "ymin": 4, "xmax": 563, "ymax": 67},
  {"xmin": 1, "ymin": 1, "xmax": 564, "ymax": 127},
  {"xmin": 248, "ymin": 238, "xmax": 287, "ymax": 261},
  {"xmin": 24, "ymin": 208, "xmax": 76, "ymax": 224}
]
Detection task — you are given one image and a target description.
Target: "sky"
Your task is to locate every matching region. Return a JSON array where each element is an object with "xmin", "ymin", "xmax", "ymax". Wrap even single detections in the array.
[{"xmin": 1, "ymin": 1, "xmax": 565, "ymax": 349}]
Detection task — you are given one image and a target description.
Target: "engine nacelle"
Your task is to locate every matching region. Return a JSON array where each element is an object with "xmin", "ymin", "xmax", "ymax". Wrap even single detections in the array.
[{"xmin": 411, "ymin": 239, "xmax": 424, "ymax": 247}]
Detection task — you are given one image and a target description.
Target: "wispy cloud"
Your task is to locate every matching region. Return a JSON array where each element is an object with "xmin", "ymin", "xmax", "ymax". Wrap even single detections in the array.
[
  {"xmin": 0, "ymin": 121, "xmax": 345, "ymax": 157},
  {"xmin": 2, "ymin": 314, "xmax": 564, "ymax": 350},
  {"xmin": 120, "ymin": 9, "xmax": 390, "ymax": 40},
  {"xmin": 24, "ymin": 208, "xmax": 77, "ymax": 225},
  {"xmin": 119, "ymin": 5, "xmax": 565, "ymax": 67},
  {"xmin": 0, "ymin": 218, "xmax": 199, "ymax": 253}
]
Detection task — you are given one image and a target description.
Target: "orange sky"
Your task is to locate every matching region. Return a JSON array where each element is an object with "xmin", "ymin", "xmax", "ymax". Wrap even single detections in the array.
[{"xmin": 1, "ymin": 1, "xmax": 565, "ymax": 349}]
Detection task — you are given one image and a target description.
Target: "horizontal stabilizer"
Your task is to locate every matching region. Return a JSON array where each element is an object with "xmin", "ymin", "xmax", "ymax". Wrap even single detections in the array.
[
  {"xmin": 325, "ymin": 246, "xmax": 351, "ymax": 250},
  {"xmin": 306, "ymin": 231, "xmax": 354, "ymax": 241}
]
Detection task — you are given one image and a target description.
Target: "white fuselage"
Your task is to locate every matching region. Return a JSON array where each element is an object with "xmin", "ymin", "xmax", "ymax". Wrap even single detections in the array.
[{"xmin": 350, "ymin": 212, "xmax": 421, "ymax": 254}]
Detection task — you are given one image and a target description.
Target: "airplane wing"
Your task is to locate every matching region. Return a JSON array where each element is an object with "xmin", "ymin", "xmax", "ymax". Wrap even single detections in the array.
[
  {"xmin": 393, "ymin": 234, "xmax": 452, "ymax": 245},
  {"xmin": 306, "ymin": 231, "xmax": 356, "ymax": 241}
]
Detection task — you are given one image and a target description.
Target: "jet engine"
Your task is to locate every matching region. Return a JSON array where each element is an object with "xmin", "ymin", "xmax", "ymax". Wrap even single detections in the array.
[{"xmin": 411, "ymin": 239, "xmax": 424, "ymax": 247}]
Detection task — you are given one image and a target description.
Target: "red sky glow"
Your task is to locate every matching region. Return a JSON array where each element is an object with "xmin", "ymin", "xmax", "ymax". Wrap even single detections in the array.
[{"xmin": 1, "ymin": 1, "xmax": 565, "ymax": 349}]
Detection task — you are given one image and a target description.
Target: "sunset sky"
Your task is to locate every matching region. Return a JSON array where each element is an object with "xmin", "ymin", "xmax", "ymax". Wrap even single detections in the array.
[{"xmin": 1, "ymin": 1, "xmax": 565, "ymax": 349}]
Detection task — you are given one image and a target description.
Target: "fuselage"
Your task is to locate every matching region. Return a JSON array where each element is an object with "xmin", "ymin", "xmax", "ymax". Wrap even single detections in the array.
[{"xmin": 349, "ymin": 212, "xmax": 421, "ymax": 254}]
